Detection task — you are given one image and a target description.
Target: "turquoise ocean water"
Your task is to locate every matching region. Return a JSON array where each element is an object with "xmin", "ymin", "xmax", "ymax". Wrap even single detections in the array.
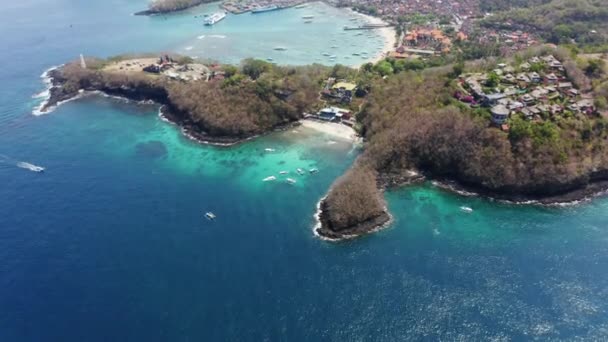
[{"xmin": 1, "ymin": 1, "xmax": 608, "ymax": 340}]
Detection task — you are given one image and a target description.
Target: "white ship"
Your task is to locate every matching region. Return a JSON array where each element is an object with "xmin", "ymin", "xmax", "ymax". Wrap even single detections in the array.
[{"xmin": 204, "ymin": 12, "xmax": 226, "ymax": 25}]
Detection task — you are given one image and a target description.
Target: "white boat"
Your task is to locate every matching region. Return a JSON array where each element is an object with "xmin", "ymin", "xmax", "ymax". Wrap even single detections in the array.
[
  {"xmin": 204, "ymin": 12, "xmax": 226, "ymax": 25},
  {"xmin": 267, "ymin": 57, "xmax": 273, "ymax": 61},
  {"xmin": 309, "ymin": 168, "xmax": 318, "ymax": 174},
  {"xmin": 279, "ymin": 171, "xmax": 289, "ymax": 175},
  {"xmin": 286, "ymin": 178, "xmax": 297, "ymax": 184},
  {"xmin": 302, "ymin": 15, "xmax": 314, "ymax": 19},
  {"xmin": 263, "ymin": 176, "xmax": 276, "ymax": 182},
  {"xmin": 16, "ymin": 162, "xmax": 44, "ymax": 173},
  {"xmin": 295, "ymin": 4, "xmax": 307, "ymax": 9},
  {"xmin": 274, "ymin": 46, "xmax": 287, "ymax": 51},
  {"xmin": 205, "ymin": 212, "xmax": 217, "ymax": 220},
  {"xmin": 296, "ymin": 168, "xmax": 305, "ymax": 175},
  {"xmin": 264, "ymin": 148, "xmax": 275, "ymax": 152},
  {"xmin": 460, "ymin": 206, "xmax": 473, "ymax": 213},
  {"xmin": 329, "ymin": 55, "xmax": 337, "ymax": 59},
  {"xmin": 321, "ymin": 52, "xmax": 330, "ymax": 56}
]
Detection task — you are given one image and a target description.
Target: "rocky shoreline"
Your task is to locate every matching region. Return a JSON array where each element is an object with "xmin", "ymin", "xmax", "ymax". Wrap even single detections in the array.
[
  {"xmin": 314, "ymin": 198, "xmax": 392, "ymax": 241},
  {"xmin": 40, "ymin": 68, "xmax": 300, "ymax": 147},
  {"xmin": 315, "ymin": 167, "xmax": 608, "ymax": 241}
]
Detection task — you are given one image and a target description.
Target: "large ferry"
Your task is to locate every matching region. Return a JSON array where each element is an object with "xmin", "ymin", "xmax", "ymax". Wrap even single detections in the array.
[
  {"xmin": 251, "ymin": 5, "xmax": 281, "ymax": 14},
  {"xmin": 204, "ymin": 12, "xmax": 226, "ymax": 25}
]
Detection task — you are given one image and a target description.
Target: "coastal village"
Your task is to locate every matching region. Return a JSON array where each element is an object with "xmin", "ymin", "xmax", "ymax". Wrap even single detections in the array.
[
  {"xmin": 456, "ymin": 54, "xmax": 598, "ymax": 131},
  {"xmin": 208, "ymin": 0, "xmax": 541, "ymax": 61}
]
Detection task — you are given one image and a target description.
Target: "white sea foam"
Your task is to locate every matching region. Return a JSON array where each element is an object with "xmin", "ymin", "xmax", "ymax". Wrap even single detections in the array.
[
  {"xmin": 197, "ymin": 35, "xmax": 206, "ymax": 39},
  {"xmin": 208, "ymin": 34, "xmax": 226, "ymax": 39},
  {"xmin": 32, "ymin": 65, "xmax": 62, "ymax": 116}
]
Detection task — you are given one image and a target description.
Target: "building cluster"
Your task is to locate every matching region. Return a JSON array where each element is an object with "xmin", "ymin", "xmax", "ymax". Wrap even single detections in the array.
[
  {"xmin": 141, "ymin": 56, "xmax": 211, "ymax": 82},
  {"xmin": 321, "ymin": 78, "xmax": 357, "ymax": 104},
  {"xmin": 389, "ymin": 27, "xmax": 467, "ymax": 59},
  {"xmin": 336, "ymin": 0, "xmax": 481, "ymax": 24},
  {"xmin": 221, "ymin": 0, "xmax": 305, "ymax": 14},
  {"xmin": 477, "ymin": 28, "xmax": 539, "ymax": 53},
  {"xmin": 456, "ymin": 55, "xmax": 597, "ymax": 130}
]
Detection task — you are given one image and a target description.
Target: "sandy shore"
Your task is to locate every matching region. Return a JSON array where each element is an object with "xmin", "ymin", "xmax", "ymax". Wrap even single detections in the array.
[
  {"xmin": 300, "ymin": 119, "xmax": 358, "ymax": 141},
  {"xmin": 349, "ymin": 10, "xmax": 397, "ymax": 66}
]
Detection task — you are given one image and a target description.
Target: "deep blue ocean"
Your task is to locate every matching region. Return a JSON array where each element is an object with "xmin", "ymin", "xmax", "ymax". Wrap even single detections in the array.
[{"xmin": 1, "ymin": 1, "xmax": 608, "ymax": 341}]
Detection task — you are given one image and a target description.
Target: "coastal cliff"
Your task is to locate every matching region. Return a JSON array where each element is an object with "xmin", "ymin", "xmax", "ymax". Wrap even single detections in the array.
[
  {"xmin": 320, "ymin": 48, "xmax": 608, "ymax": 239},
  {"xmin": 40, "ymin": 49, "xmax": 608, "ymax": 240},
  {"xmin": 315, "ymin": 166, "xmax": 391, "ymax": 240},
  {"xmin": 42, "ymin": 57, "xmax": 323, "ymax": 145}
]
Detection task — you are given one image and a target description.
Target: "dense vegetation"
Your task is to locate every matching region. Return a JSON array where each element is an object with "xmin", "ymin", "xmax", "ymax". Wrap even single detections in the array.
[
  {"xmin": 483, "ymin": 0, "xmax": 608, "ymax": 51},
  {"xmin": 479, "ymin": 0, "xmax": 551, "ymax": 12},
  {"xmin": 167, "ymin": 60, "xmax": 324, "ymax": 137},
  {"xmin": 147, "ymin": 0, "xmax": 210, "ymax": 13},
  {"xmin": 322, "ymin": 48, "xmax": 608, "ymax": 235},
  {"xmin": 320, "ymin": 166, "xmax": 386, "ymax": 233},
  {"xmin": 49, "ymin": 58, "xmax": 327, "ymax": 141}
]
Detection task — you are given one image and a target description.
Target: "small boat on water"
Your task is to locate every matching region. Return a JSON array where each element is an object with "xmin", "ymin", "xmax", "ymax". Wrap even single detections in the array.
[
  {"xmin": 304, "ymin": 20, "xmax": 313, "ymax": 23},
  {"xmin": 279, "ymin": 171, "xmax": 289, "ymax": 175},
  {"xmin": 267, "ymin": 57, "xmax": 273, "ymax": 61},
  {"xmin": 296, "ymin": 168, "xmax": 305, "ymax": 175},
  {"xmin": 309, "ymin": 168, "xmax": 318, "ymax": 174},
  {"xmin": 204, "ymin": 12, "xmax": 226, "ymax": 26},
  {"xmin": 352, "ymin": 52, "xmax": 360, "ymax": 56},
  {"xmin": 274, "ymin": 46, "xmax": 287, "ymax": 51},
  {"xmin": 302, "ymin": 15, "xmax": 314, "ymax": 19},
  {"xmin": 264, "ymin": 148, "xmax": 275, "ymax": 152},
  {"xmin": 321, "ymin": 52, "xmax": 330, "ymax": 56},
  {"xmin": 460, "ymin": 206, "xmax": 474, "ymax": 213},
  {"xmin": 295, "ymin": 4, "xmax": 307, "ymax": 9},
  {"xmin": 205, "ymin": 212, "xmax": 217, "ymax": 220},
  {"xmin": 263, "ymin": 176, "xmax": 276, "ymax": 182},
  {"xmin": 286, "ymin": 178, "xmax": 297, "ymax": 185}
]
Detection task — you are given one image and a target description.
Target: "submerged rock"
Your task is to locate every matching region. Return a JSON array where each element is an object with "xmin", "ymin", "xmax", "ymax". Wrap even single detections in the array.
[{"xmin": 135, "ymin": 140, "xmax": 167, "ymax": 159}]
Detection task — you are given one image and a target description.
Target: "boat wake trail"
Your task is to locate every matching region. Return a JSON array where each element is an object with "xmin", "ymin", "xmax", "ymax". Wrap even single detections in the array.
[{"xmin": 16, "ymin": 162, "xmax": 45, "ymax": 173}]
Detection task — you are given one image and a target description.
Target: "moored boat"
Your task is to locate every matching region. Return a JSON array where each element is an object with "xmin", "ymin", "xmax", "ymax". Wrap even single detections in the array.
[{"xmin": 204, "ymin": 12, "xmax": 226, "ymax": 25}]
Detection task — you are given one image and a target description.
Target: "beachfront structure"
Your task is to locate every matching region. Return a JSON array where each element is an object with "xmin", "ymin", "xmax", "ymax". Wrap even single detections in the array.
[{"xmin": 316, "ymin": 107, "xmax": 351, "ymax": 122}]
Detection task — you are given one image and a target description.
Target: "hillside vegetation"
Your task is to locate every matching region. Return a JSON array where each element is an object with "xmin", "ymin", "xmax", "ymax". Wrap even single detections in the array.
[
  {"xmin": 483, "ymin": 0, "xmax": 608, "ymax": 51},
  {"xmin": 48, "ymin": 58, "xmax": 327, "ymax": 141},
  {"xmin": 322, "ymin": 48, "xmax": 608, "ymax": 236}
]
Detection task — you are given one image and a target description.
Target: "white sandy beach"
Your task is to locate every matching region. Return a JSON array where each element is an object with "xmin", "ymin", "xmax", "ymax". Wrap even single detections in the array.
[
  {"xmin": 300, "ymin": 119, "xmax": 359, "ymax": 141},
  {"xmin": 349, "ymin": 10, "xmax": 398, "ymax": 66}
]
